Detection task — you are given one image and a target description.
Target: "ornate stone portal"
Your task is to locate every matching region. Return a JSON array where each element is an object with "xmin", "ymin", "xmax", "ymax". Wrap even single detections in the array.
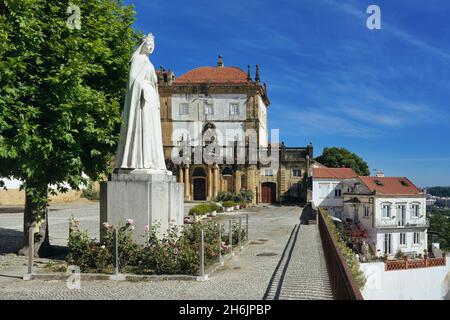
[{"xmin": 100, "ymin": 34, "xmax": 184, "ymax": 243}]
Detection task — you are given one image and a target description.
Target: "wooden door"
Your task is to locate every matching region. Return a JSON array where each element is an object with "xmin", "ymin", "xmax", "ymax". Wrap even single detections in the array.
[
  {"xmin": 193, "ymin": 178, "xmax": 206, "ymax": 201},
  {"xmin": 261, "ymin": 182, "xmax": 276, "ymax": 203}
]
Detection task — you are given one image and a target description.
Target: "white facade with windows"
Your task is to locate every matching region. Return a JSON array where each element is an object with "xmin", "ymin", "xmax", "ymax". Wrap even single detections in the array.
[
  {"xmin": 312, "ymin": 179, "xmax": 346, "ymax": 218},
  {"xmin": 171, "ymin": 93, "xmax": 268, "ymax": 148},
  {"xmin": 369, "ymin": 196, "xmax": 428, "ymax": 257},
  {"xmin": 342, "ymin": 177, "xmax": 428, "ymax": 258},
  {"xmin": 312, "ymin": 168, "xmax": 359, "ymax": 219}
]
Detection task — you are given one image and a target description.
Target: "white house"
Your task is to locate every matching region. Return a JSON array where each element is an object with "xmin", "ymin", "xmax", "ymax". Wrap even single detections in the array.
[
  {"xmin": 342, "ymin": 174, "xmax": 428, "ymax": 258},
  {"xmin": 312, "ymin": 167, "xmax": 358, "ymax": 219}
]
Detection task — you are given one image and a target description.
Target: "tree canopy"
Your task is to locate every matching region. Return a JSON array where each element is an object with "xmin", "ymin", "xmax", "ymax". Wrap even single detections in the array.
[
  {"xmin": 428, "ymin": 208, "xmax": 450, "ymax": 250},
  {"xmin": 0, "ymin": 0, "xmax": 140, "ymax": 254},
  {"xmin": 315, "ymin": 147, "xmax": 370, "ymax": 176}
]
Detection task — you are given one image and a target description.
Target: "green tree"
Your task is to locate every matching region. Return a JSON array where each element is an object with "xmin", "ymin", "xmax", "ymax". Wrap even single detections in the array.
[
  {"xmin": 316, "ymin": 147, "xmax": 370, "ymax": 176},
  {"xmin": 0, "ymin": 0, "xmax": 140, "ymax": 256},
  {"xmin": 428, "ymin": 208, "xmax": 450, "ymax": 250}
]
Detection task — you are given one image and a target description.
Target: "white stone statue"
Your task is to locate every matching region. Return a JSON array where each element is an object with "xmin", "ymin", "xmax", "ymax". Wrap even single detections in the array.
[{"xmin": 115, "ymin": 33, "xmax": 170, "ymax": 175}]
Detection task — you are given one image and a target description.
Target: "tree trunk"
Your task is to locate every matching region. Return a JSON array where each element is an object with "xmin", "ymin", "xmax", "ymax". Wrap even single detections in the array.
[{"xmin": 18, "ymin": 184, "xmax": 51, "ymax": 257}]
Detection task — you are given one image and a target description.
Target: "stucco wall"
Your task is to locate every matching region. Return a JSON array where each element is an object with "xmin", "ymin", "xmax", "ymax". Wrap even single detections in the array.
[
  {"xmin": 258, "ymin": 96, "xmax": 268, "ymax": 147},
  {"xmin": 312, "ymin": 178, "xmax": 344, "ymax": 208},
  {"xmin": 360, "ymin": 258, "xmax": 450, "ymax": 300},
  {"xmin": 172, "ymin": 93, "xmax": 247, "ymax": 122}
]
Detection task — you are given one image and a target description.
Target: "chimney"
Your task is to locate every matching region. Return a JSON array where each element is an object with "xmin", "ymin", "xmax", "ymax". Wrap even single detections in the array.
[
  {"xmin": 255, "ymin": 64, "xmax": 260, "ymax": 82},
  {"xmin": 376, "ymin": 171, "xmax": 385, "ymax": 177},
  {"xmin": 247, "ymin": 65, "xmax": 251, "ymax": 81},
  {"xmin": 217, "ymin": 54, "xmax": 223, "ymax": 67}
]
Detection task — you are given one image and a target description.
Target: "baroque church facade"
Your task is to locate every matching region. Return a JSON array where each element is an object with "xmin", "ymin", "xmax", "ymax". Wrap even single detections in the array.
[{"xmin": 157, "ymin": 56, "xmax": 312, "ymax": 204}]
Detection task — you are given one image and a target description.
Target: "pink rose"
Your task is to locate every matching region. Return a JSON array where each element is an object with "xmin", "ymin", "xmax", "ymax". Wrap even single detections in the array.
[
  {"xmin": 126, "ymin": 218, "xmax": 135, "ymax": 225},
  {"xmin": 144, "ymin": 224, "xmax": 149, "ymax": 232},
  {"xmin": 102, "ymin": 222, "xmax": 113, "ymax": 229}
]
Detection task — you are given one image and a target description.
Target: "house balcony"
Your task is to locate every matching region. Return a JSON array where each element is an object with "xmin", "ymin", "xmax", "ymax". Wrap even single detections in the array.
[{"xmin": 375, "ymin": 218, "xmax": 429, "ymax": 230}]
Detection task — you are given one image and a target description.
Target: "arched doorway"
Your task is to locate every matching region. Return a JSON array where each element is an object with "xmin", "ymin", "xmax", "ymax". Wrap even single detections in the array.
[
  {"xmin": 193, "ymin": 179, "xmax": 206, "ymax": 200},
  {"xmin": 193, "ymin": 167, "xmax": 207, "ymax": 201},
  {"xmin": 261, "ymin": 182, "xmax": 276, "ymax": 203}
]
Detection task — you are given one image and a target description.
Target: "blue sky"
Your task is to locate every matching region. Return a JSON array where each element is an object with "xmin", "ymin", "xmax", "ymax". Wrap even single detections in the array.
[{"xmin": 124, "ymin": 0, "xmax": 450, "ymax": 187}]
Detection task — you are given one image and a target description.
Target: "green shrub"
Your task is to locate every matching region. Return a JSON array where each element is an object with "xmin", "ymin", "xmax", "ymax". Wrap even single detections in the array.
[
  {"xmin": 189, "ymin": 203, "xmax": 220, "ymax": 216},
  {"xmin": 216, "ymin": 190, "xmax": 253, "ymax": 204},
  {"xmin": 222, "ymin": 200, "xmax": 237, "ymax": 208},
  {"xmin": 322, "ymin": 210, "xmax": 366, "ymax": 288}
]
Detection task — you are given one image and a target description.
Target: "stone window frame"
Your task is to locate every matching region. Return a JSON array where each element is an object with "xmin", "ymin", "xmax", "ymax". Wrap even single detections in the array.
[
  {"xmin": 363, "ymin": 205, "xmax": 370, "ymax": 218},
  {"xmin": 412, "ymin": 231, "xmax": 420, "ymax": 245},
  {"xmin": 179, "ymin": 103, "xmax": 189, "ymax": 115},
  {"xmin": 381, "ymin": 202, "xmax": 392, "ymax": 219},
  {"xmin": 410, "ymin": 202, "xmax": 421, "ymax": 218},
  {"xmin": 229, "ymin": 102, "xmax": 240, "ymax": 115},
  {"xmin": 399, "ymin": 232, "xmax": 407, "ymax": 246},
  {"xmin": 334, "ymin": 188, "xmax": 342, "ymax": 198},
  {"xmin": 204, "ymin": 101, "xmax": 214, "ymax": 115}
]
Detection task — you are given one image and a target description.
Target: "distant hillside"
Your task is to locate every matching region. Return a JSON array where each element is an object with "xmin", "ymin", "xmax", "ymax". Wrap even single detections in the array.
[{"xmin": 427, "ymin": 186, "xmax": 450, "ymax": 197}]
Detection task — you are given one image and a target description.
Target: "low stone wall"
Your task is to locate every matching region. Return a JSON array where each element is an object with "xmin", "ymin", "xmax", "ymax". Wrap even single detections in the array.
[
  {"xmin": 360, "ymin": 256, "xmax": 450, "ymax": 300},
  {"xmin": 0, "ymin": 189, "xmax": 83, "ymax": 206}
]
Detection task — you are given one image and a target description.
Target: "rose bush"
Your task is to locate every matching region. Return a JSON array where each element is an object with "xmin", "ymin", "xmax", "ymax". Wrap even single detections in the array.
[{"xmin": 66, "ymin": 217, "xmax": 246, "ymax": 275}]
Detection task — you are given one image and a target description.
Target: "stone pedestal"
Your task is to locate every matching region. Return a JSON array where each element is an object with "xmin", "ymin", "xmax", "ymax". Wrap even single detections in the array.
[{"xmin": 100, "ymin": 171, "xmax": 184, "ymax": 244}]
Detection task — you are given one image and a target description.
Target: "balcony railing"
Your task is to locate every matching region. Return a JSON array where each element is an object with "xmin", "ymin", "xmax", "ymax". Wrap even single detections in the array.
[
  {"xmin": 385, "ymin": 256, "xmax": 446, "ymax": 271},
  {"xmin": 317, "ymin": 208, "xmax": 364, "ymax": 300},
  {"xmin": 375, "ymin": 218, "xmax": 429, "ymax": 229}
]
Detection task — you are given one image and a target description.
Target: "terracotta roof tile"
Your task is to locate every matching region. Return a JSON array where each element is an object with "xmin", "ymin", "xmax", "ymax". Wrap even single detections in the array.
[
  {"xmin": 174, "ymin": 66, "xmax": 249, "ymax": 84},
  {"xmin": 358, "ymin": 176, "xmax": 422, "ymax": 195},
  {"xmin": 313, "ymin": 167, "xmax": 358, "ymax": 179}
]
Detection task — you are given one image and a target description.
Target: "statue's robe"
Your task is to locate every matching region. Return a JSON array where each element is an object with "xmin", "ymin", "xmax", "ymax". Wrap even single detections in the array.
[{"xmin": 115, "ymin": 54, "xmax": 166, "ymax": 171}]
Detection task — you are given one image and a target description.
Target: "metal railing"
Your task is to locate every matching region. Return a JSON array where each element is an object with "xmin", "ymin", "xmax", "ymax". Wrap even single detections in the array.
[
  {"xmin": 317, "ymin": 208, "xmax": 364, "ymax": 300},
  {"xmin": 198, "ymin": 214, "xmax": 249, "ymax": 280}
]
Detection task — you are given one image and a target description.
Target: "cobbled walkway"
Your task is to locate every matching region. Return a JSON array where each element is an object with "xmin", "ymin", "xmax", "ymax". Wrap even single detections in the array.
[
  {"xmin": 264, "ymin": 224, "xmax": 333, "ymax": 300},
  {"xmin": 0, "ymin": 204, "xmax": 334, "ymax": 300}
]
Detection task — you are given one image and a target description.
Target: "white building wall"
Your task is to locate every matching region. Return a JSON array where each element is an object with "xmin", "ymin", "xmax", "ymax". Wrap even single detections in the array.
[
  {"xmin": 172, "ymin": 93, "xmax": 247, "ymax": 122},
  {"xmin": 373, "ymin": 196, "xmax": 427, "ymax": 256},
  {"xmin": 312, "ymin": 179, "xmax": 345, "ymax": 217},
  {"xmin": 374, "ymin": 197, "xmax": 427, "ymax": 229},
  {"xmin": 360, "ymin": 258, "xmax": 450, "ymax": 300},
  {"xmin": 258, "ymin": 96, "xmax": 268, "ymax": 147},
  {"xmin": 172, "ymin": 93, "xmax": 269, "ymax": 150}
]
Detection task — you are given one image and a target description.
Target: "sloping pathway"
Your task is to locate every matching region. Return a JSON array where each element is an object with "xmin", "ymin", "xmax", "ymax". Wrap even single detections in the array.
[{"xmin": 264, "ymin": 224, "xmax": 333, "ymax": 300}]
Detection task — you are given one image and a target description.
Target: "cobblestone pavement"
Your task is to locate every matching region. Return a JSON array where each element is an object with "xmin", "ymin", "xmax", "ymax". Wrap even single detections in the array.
[
  {"xmin": 264, "ymin": 224, "xmax": 333, "ymax": 300},
  {"xmin": 0, "ymin": 203, "xmax": 332, "ymax": 300}
]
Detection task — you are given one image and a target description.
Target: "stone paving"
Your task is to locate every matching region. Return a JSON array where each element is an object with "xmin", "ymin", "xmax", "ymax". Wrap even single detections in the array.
[
  {"xmin": 0, "ymin": 202, "xmax": 334, "ymax": 300},
  {"xmin": 264, "ymin": 224, "xmax": 333, "ymax": 300}
]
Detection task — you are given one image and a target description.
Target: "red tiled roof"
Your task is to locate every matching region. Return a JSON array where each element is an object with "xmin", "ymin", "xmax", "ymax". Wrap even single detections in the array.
[
  {"xmin": 358, "ymin": 176, "xmax": 422, "ymax": 195},
  {"xmin": 313, "ymin": 167, "xmax": 358, "ymax": 179},
  {"xmin": 174, "ymin": 66, "xmax": 249, "ymax": 84}
]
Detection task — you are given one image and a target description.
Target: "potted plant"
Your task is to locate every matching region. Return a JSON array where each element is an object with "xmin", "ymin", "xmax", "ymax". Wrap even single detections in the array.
[{"xmin": 223, "ymin": 200, "xmax": 236, "ymax": 212}]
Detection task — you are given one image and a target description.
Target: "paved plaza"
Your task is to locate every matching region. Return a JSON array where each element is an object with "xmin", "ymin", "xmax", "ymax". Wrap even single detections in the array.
[{"xmin": 0, "ymin": 201, "xmax": 333, "ymax": 300}]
